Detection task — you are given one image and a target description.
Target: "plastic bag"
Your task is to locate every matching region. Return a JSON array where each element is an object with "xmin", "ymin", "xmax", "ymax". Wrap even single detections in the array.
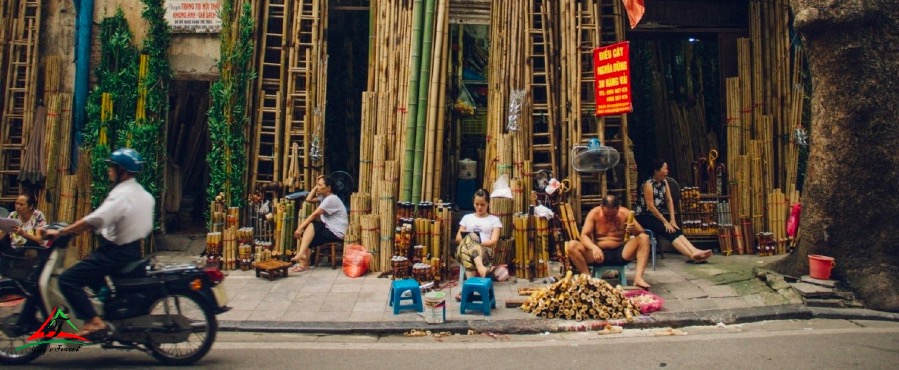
[
  {"xmin": 342, "ymin": 244, "xmax": 372, "ymax": 278},
  {"xmin": 624, "ymin": 289, "xmax": 665, "ymax": 314},
  {"xmin": 491, "ymin": 174, "xmax": 513, "ymax": 199},
  {"xmin": 786, "ymin": 202, "xmax": 802, "ymax": 238}
]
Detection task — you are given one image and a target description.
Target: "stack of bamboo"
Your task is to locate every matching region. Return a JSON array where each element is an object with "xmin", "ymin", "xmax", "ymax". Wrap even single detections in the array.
[
  {"xmin": 38, "ymin": 56, "xmax": 61, "ymax": 217},
  {"xmin": 521, "ymin": 271, "xmax": 639, "ymax": 322},
  {"xmin": 482, "ymin": 1, "xmax": 530, "ymax": 210},
  {"xmin": 724, "ymin": 0, "xmax": 806, "ymax": 255},
  {"xmin": 360, "ymin": 214, "xmax": 380, "ymax": 271}
]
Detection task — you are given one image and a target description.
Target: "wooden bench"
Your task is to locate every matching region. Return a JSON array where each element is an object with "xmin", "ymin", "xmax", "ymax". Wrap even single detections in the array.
[{"xmin": 254, "ymin": 260, "xmax": 291, "ymax": 281}]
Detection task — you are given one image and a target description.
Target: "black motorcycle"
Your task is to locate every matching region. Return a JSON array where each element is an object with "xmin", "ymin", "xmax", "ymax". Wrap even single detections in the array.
[{"xmin": 0, "ymin": 223, "xmax": 229, "ymax": 365}]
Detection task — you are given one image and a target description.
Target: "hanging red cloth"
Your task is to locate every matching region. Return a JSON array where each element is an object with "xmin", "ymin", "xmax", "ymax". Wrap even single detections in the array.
[{"xmin": 622, "ymin": 0, "xmax": 646, "ymax": 29}]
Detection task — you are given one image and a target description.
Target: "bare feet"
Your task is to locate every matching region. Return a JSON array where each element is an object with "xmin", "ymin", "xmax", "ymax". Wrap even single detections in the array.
[
  {"xmin": 691, "ymin": 249, "xmax": 713, "ymax": 262},
  {"xmin": 634, "ymin": 278, "xmax": 651, "ymax": 290}
]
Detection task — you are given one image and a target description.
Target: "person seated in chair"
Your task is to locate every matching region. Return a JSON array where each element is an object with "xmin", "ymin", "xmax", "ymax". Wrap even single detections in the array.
[
  {"xmin": 566, "ymin": 195, "xmax": 652, "ymax": 289},
  {"xmin": 291, "ymin": 175, "xmax": 347, "ymax": 272},
  {"xmin": 635, "ymin": 159, "xmax": 712, "ymax": 263}
]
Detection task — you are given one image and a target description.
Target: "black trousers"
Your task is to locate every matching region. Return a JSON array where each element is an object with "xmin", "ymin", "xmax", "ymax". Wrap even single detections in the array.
[{"xmin": 58, "ymin": 239, "xmax": 142, "ymax": 320}]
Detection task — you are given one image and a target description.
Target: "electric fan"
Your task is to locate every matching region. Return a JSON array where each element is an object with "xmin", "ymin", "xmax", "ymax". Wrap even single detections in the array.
[{"xmin": 570, "ymin": 140, "xmax": 620, "ymax": 173}]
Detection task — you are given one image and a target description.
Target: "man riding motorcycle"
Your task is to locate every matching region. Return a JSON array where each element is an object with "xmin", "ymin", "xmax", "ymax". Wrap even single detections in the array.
[{"xmin": 42, "ymin": 148, "xmax": 155, "ymax": 339}]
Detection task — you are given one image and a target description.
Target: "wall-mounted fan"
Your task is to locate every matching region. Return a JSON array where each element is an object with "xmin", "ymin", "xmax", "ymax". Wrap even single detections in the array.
[{"xmin": 570, "ymin": 139, "xmax": 620, "ymax": 173}]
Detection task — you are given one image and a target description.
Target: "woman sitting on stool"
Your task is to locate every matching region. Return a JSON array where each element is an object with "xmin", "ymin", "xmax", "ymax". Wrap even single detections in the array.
[
  {"xmin": 291, "ymin": 175, "xmax": 348, "ymax": 272},
  {"xmin": 454, "ymin": 189, "xmax": 508, "ymax": 281},
  {"xmin": 635, "ymin": 159, "xmax": 712, "ymax": 263}
]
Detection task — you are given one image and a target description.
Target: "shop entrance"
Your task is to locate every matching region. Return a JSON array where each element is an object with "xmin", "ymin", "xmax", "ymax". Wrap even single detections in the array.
[{"xmin": 164, "ymin": 80, "xmax": 212, "ymax": 234}]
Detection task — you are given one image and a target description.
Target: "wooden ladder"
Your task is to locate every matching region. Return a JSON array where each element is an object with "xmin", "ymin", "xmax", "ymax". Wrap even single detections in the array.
[
  {"xmin": 527, "ymin": 0, "xmax": 557, "ymax": 177},
  {"xmin": 250, "ymin": 0, "xmax": 290, "ymax": 190},
  {"xmin": 595, "ymin": 0, "xmax": 635, "ymax": 209},
  {"xmin": 0, "ymin": 0, "xmax": 40, "ymax": 204},
  {"xmin": 571, "ymin": 0, "xmax": 633, "ymax": 217},
  {"xmin": 285, "ymin": 0, "xmax": 326, "ymax": 191}
]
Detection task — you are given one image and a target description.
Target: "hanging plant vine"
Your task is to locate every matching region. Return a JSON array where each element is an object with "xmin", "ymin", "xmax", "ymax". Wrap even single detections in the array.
[
  {"xmin": 206, "ymin": 2, "xmax": 255, "ymax": 210},
  {"xmin": 82, "ymin": 10, "xmax": 140, "ymax": 207},
  {"xmin": 127, "ymin": 0, "xmax": 172, "ymax": 209}
]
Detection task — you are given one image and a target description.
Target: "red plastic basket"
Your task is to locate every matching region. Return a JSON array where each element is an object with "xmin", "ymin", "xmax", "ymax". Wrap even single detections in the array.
[{"xmin": 624, "ymin": 289, "xmax": 665, "ymax": 314}]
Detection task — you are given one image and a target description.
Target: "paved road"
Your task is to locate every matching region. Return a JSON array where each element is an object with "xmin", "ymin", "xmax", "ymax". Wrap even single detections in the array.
[{"xmin": 10, "ymin": 319, "xmax": 899, "ymax": 369}]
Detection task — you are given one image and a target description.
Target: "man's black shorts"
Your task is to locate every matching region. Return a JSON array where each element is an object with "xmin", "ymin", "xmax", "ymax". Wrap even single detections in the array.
[{"xmin": 591, "ymin": 245, "xmax": 630, "ymax": 267}]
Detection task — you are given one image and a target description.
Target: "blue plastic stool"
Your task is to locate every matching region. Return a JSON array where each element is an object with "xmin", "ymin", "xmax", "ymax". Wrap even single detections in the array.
[
  {"xmin": 389, "ymin": 279, "xmax": 423, "ymax": 314},
  {"xmin": 460, "ymin": 277, "xmax": 496, "ymax": 315},
  {"xmin": 591, "ymin": 264, "xmax": 627, "ymax": 286}
]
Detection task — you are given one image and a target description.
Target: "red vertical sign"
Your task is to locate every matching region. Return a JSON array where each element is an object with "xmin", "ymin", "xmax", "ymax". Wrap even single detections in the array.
[{"xmin": 593, "ymin": 42, "xmax": 633, "ymax": 116}]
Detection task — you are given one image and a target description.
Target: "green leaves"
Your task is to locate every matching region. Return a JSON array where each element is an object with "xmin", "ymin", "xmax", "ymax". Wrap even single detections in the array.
[
  {"xmin": 205, "ymin": 2, "xmax": 255, "ymax": 215},
  {"xmin": 81, "ymin": 3, "xmax": 171, "ymax": 224}
]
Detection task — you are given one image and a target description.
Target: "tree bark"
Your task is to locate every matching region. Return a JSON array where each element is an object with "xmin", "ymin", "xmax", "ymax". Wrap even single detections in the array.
[{"xmin": 768, "ymin": 0, "xmax": 899, "ymax": 311}]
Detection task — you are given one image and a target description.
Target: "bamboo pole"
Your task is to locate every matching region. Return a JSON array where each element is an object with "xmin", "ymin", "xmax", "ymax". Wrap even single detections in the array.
[
  {"xmin": 401, "ymin": 0, "xmax": 425, "ymax": 202},
  {"xmin": 422, "ymin": 0, "xmax": 447, "ymax": 202},
  {"xmin": 410, "ymin": 0, "xmax": 437, "ymax": 204}
]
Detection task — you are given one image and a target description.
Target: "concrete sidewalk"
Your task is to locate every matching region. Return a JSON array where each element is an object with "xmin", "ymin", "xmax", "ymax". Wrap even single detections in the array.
[{"xmin": 148, "ymin": 236, "xmax": 899, "ymax": 334}]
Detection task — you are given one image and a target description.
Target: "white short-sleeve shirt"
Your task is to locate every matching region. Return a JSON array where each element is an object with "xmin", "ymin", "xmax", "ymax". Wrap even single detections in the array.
[
  {"xmin": 82, "ymin": 178, "xmax": 155, "ymax": 245},
  {"xmin": 459, "ymin": 214, "xmax": 503, "ymax": 243},
  {"xmin": 318, "ymin": 194, "xmax": 348, "ymax": 239}
]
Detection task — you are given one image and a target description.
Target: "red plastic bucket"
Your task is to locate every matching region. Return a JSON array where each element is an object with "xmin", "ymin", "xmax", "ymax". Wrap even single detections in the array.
[{"xmin": 808, "ymin": 255, "xmax": 836, "ymax": 280}]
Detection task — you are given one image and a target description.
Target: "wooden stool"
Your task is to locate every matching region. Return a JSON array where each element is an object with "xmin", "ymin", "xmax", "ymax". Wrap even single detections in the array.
[
  {"xmin": 314, "ymin": 242, "xmax": 344, "ymax": 269},
  {"xmin": 254, "ymin": 260, "xmax": 291, "ymax": 281}
]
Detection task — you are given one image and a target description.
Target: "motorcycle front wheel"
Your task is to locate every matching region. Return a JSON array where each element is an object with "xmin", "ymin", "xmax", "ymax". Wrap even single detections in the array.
[
  {"xmin": 145, "ymin": 292, "xmax": 217, "ymax": 366},
  {"xmin": 0, "ymin": 294, "xmax": 46, "ymax": 365}
]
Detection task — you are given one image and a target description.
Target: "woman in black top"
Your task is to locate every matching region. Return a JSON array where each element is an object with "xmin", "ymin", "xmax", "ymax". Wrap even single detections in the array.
[{"xmin": 635, "ymin": 159, "xmax": 712, "ymax": 263}]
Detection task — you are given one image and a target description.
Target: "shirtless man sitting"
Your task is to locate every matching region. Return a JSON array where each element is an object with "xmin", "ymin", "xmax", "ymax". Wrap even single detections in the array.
[{"xmin": 566, "ymin": 195, "xmax": 652, "ymax": 289}]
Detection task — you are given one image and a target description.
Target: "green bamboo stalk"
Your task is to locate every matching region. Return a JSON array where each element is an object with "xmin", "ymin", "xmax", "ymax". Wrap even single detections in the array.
[
  {"xmin": 410, "ymin": 0, "xmax": 436, "ymax": 204},
  {"xmin": 401, "ymin": 0, "xmax": 425, "ymax": 202}
]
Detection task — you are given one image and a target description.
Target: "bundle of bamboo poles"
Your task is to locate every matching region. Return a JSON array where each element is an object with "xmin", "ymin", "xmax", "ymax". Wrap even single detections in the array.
[
  {"xmin": 491, "ymin": 197, "xmax": 514, "ymax": 239},
  {"xmin": 521, "ymin": 271, "xmax": 639, "ymax": 322},
  {"xmin": 495, "ymin": 238, "xmax": 513, "ymax": 269},
  {"xmin": 721, "ymin": 1, "xmax": 805, "ymax": 255},
  {"xmin": 378, "ymin": 180, "xmax": 397, "ymax": 272},
  {"xmin": 72, "ymin": 150, "xmax": 94, "ymax": 260},
  {"xmin": 435, "ymin": 201, "xmax": 452, "ymax": 280},
  {"xmin": 512, "ymin": 213, "xmax": 533, "ymax": 279},
  {"xmin": 223, "ymin": 227, "xmax": 238, "ymax": 270},
  {"xmin": 413, "ymin": 218, "xmax": 431, "ymax": 256},
  {"xmin": 482, "ymin": 1, "xmax": 528, "ymax": 194},
  {"xmin": 349, "ymin": 192, "xmax": 371, "ymax": 226},
  {"xmin": 535, "ymin": 215, "xmax": 549, "ymax": 278},
  {"xmin": 275, "ymin": 200, "xmax": 295, "ymax": 260},
  {"xmin": 361, "ymin": 214, "xmax": 380, "ymax": 271}
]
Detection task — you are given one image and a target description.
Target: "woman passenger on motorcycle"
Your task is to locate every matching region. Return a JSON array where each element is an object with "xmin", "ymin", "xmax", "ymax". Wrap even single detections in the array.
[
  {"xmin": 0, "ymin": 193, "xmax": 47, "ymax": 248},
  {"xmin": 42, "ymin": 148, "xmax": 155, "ymax": 339}
]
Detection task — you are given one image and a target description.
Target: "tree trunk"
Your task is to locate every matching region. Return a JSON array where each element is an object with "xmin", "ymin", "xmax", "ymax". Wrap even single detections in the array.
[{"xmin": 768, "ymin": 0, "xmax": 899, "ymax": 312}]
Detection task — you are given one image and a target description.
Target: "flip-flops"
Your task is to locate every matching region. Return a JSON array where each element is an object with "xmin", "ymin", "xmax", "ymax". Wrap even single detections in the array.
[{"xmin": 290, "ymin": 264, "xmax": 310, "ymax": 272}]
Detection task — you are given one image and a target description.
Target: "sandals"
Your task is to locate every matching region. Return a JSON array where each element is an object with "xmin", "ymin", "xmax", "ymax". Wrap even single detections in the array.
[{"xmin": 290, "ymin": 264, "xmax": 310, "ymax": 272}]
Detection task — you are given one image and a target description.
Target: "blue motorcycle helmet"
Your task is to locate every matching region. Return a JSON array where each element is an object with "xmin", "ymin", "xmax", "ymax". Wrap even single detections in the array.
[{"xmin": 107, "ymin": 148, "xmax": 145, "ymax": 173}]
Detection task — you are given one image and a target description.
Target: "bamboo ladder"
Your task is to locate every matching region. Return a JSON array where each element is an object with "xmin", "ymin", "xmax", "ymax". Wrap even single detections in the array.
[
  {"xmin": 526, "ymin": 0, "xmax": 558, "ymax": 178},
  {"xmin": 284, "ymin": 0, "xmax": 327, "ymax": 192},
  {"xmin": 595, "ymin": 0, "xmax": 635, "ymax": 209},
  {"xmin": 0, "ymin": 0, "xmax": 41, "ymax": 203},
  {"xmin": 250, "ymin": 0, "xmax": 290, "ymax": 190}
]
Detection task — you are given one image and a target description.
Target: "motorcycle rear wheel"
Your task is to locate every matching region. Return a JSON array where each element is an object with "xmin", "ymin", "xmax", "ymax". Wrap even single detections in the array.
[
  {"xmin": 145, "ymin": 292, "xmax": 217, "ymax": 366},
  {"xmin": 0, "ymin": 295, "xmax": 47, "ymax": 365}
]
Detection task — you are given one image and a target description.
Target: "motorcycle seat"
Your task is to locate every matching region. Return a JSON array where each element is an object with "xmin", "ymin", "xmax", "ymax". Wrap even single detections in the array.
[{"xmin": 114, "ymin": 258, "xmax": 150, "ymax": 277}]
